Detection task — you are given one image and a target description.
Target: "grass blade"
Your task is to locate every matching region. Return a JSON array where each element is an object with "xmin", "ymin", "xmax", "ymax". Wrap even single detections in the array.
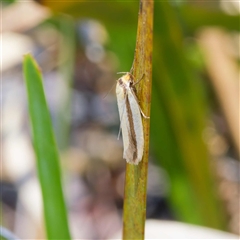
[{"xmin": 23, "ymin": 54, "xmax": 71, "ymax": 239}]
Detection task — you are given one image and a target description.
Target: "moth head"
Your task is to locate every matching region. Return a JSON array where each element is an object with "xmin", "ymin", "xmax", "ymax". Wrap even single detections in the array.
[{"xmin": 118, "ymin": 73, "xmax": 134, "ymax": 87}]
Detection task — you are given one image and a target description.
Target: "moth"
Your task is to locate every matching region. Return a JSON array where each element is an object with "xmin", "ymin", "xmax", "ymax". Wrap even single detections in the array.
[{"xmin": 116, "ymin": 72, "xmax": 149, "ymax": 165}]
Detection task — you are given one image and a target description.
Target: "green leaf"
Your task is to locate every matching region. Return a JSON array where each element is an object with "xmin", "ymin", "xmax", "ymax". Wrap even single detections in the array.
[{"xmin": 23, "ymin": 54, "xmax": 71, "ymax": 240}]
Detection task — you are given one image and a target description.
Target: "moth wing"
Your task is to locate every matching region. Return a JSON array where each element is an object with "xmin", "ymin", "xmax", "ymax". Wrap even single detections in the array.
[
  {"xmin": 116, "ymin": 85, "xmax": 130, "ymax": 160},
  {"xmin": 127, "ymin": 89, "xmax": 144, "ymax": 164},
  {"xmin": 116, "ymin": 83, "xmax": 144, "ymax": 165}
]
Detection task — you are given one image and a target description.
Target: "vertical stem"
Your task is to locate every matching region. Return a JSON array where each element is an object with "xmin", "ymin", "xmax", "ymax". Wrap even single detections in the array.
[{"xmin": 122, "ymin": 1, "xmax": 153, "ymax": 239}]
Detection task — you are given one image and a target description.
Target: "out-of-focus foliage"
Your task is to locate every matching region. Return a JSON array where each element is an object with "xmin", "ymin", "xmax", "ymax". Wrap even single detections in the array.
[
  {"xmin": 151, "ymin": 3, "xmax": 227, "ymax": 229},
  {"xmin": 179, "ymin": 5, "xmax": 239, "ymax": 33},
  {"xmin": 1, "ymin": 0, "xmax": 16, "ymax": 6}
]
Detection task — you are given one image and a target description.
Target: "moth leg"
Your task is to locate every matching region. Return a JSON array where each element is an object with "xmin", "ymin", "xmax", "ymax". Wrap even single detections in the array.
[
  {"xmin": 130, "ymin": 87, "xmax": 150, "ymax": 119},
  {"xmin": 139, "ymin": 106, "xmax": 150, "ymax": 119},
  {"xmin": 133, "ymin": 73, "xmax": 145, "ymax": 86}
]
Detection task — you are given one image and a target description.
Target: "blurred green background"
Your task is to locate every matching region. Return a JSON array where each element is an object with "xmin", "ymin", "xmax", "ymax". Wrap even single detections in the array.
[{"xmin": 1, "ymin": 0, "xmax": 239, "ymax": 239}]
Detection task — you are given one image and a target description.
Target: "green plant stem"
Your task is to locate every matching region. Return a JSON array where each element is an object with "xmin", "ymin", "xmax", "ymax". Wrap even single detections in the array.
[{"xmin": 122, "ymin": 1, "xmax": 153, "ymax": 239}]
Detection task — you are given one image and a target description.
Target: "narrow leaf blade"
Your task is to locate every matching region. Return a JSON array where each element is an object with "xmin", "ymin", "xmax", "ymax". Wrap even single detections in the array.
[{"xmin": 23, "ymin": 54, "xmax": 71, "ymax": 240}]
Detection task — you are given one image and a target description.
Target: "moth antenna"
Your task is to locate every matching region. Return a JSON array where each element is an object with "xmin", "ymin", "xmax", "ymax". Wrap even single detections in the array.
[
  {"xmin": 130, "ymin": 59, "xmax": 135, "ymax": 74},
  {"xmin": 102, "ymin": 81, "xmax": 117, "ymax": 99},
  {"xmin": 117, "ymin": 72, "xmax": 128, "ymax": 74},
  {"xmin": 117, "ymin": 93, "xmax": 128, "ymax": 140},
  {"xmin": 130, "ymin": 66, "xmax": 134, "ymax": 74}
]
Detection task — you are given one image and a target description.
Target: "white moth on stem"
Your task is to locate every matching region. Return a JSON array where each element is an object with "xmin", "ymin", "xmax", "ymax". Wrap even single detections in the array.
[{"xmin": 116, "ymin": 72, "xmax": 149, "ymax": 165}]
